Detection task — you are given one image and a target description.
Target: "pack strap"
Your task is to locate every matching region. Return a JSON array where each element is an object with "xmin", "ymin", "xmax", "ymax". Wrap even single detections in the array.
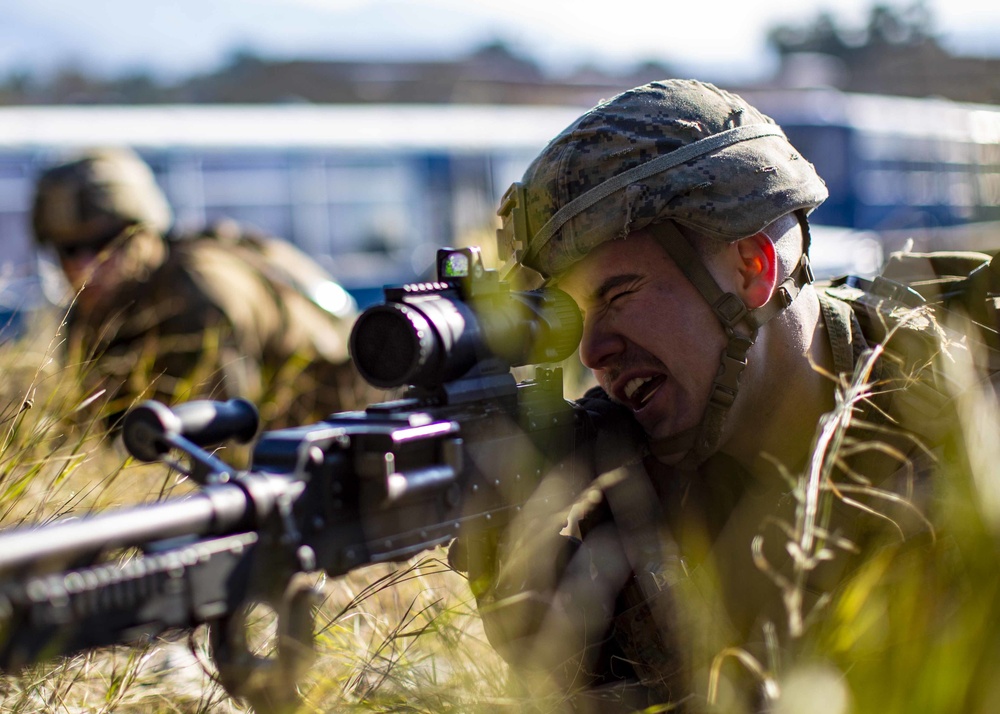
[{"xmin": 817, "ymin": 290, "xmax": 856, "ymax": 377}]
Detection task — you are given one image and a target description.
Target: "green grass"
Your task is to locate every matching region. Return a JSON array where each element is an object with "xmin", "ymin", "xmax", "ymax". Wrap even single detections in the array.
[
  {"xmin": 2, "ymin": 298, "xmax": 1000, "ymax": 714},
  {"xmin": 0, "ymin": 306, "xmax": 511, "ymax": 714}
]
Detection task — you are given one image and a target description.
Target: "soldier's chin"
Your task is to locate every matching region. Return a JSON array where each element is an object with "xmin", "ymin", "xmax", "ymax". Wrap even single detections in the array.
[
  {"xmin": 643, "ymin": 414, "xmax": 707, "ymax": 465},
  {"xmin": 649, "ymin": 447, "xmax": 687, "ymax": 467}
]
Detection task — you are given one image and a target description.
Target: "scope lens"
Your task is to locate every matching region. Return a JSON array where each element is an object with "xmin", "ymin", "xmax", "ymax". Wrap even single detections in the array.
[
  {"xmin": 350, "ymin": 304, "xmax": 429, "ymax": 388},
  {"xmin": 350, "ymin": 285, "xmax": 582, "ymax": 390}
]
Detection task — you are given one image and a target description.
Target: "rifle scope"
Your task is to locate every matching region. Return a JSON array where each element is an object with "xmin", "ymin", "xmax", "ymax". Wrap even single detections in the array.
[{"xmin": 349, "ymin": 249, "xmax": 582, "ymax": 390}]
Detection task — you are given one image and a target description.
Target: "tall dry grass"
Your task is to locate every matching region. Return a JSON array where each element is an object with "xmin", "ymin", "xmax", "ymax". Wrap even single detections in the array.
[
  {"xmin": 0, "ymin": 305, "xmax": 509, "ymax": 714},
  {"xmin": 2, "ymin": 293, "xmax": 1000, "ymax": 714},
  {"xmin": 702, "ymin": 305, "xmax": 1000, "ymax": 714}
]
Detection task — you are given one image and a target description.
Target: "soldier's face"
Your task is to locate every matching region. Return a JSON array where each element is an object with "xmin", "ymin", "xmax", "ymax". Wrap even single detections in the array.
[
  {"xmin": 558, "ymin": 229, "xmax": 729, "ymax": 442},
  {"xmin": 58, "ymin": 245, "xmax": 125, "ymax": 314}
]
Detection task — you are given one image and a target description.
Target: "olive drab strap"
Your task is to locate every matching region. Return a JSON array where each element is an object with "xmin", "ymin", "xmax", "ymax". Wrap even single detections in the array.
[
  {"xmin": 598, "ymin": 463, "xmax": 686, "ymax": 694},
  {"xmin": 648, "ymin": 221, "xmax": 814, "ymax": 467},
  {"xmin": 817, "ymin": 290, "xmax": 857, "ymax": 377},
  {"xmin": 816, "ymin": 288, "xmax": 892, "ymax": 434}
]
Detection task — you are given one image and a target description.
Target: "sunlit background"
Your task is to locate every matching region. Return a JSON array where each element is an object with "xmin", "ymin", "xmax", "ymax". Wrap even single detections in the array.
[
  {"xmin": 1, "ymin": 0, "xmax": 999, "ymax": 324},
  {"xmin": 0, "ymin": 6, "xmax": 999, "ymax": 712}
]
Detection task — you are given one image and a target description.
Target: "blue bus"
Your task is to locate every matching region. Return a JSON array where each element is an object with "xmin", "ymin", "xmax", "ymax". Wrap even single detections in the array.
[{"xmin": 0, "ymin": 92, "xmax": 998, "ymax": 333}]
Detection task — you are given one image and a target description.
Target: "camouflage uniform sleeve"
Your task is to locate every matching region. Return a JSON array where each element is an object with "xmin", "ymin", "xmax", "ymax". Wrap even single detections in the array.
[
  {"xmin": 452, "ymin": 387, "xmax": 691, "ymax": 708},
  {"xmin": 179, "ymin": 239, "xmax": 370, "ymax": 425},
  {"xmin": 64, "ymin": 262, "xmax": 250, "ymax": 429}
]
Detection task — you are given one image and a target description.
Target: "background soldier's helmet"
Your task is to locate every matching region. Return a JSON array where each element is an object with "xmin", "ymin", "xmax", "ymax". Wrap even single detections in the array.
[
  {"xmin": 499, "ymin": 79, "xmax": 830, "ymax": 279},
  {"xmin": 32, "ymin": 148, "xmax": 173, "ymax": 249}
]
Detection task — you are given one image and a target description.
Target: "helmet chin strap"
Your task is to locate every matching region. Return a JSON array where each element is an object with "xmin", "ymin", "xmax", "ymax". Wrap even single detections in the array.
[{"xmin": 646, "ymin": 221, "xmax": 813, "ymax": 469}]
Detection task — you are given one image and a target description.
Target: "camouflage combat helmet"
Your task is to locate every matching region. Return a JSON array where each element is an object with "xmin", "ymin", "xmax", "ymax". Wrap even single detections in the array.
[
  {"xmin": 32, "ymin": 148, "xmax": 173, "ymax": 249},
  {"xmin": 497, "ymin": 79, "xmax": 828, "ymax": 280},
  {"xmin": 496, "ymin": 80, "xmax": 829, "ymax": 467}
]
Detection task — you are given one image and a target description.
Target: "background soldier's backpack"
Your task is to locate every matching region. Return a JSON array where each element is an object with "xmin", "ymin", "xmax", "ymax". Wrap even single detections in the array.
[{"xmin": 190, "ymin": 219, "xmax": 358, "ymax": 322}]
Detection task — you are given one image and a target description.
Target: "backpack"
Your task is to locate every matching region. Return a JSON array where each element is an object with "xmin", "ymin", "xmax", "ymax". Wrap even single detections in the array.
[
  {"xmin": 826, "ymin": 249, "xmax": 1000, "ymax": 351},
  {"xmin": 188, "ymin": 219, "xmax": 358, "ymax": 321},
  {"xmin": 820, "ymin": 249, "xmax": 1000, "ymax": 448}
]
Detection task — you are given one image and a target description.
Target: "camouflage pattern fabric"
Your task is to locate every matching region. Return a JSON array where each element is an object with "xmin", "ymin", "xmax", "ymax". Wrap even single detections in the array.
[
  {"xmin": 510, "ymin": 79, "xmax": 828, "ymax": 279},
  {"xmin": 480, "ymin": 80, "xmax": 1000, "ymax": 710},
  {"xmin": 590, "ymin": 259, "xmax": 1000, "ymax": 710},
  {"xmin": 32, "ymin": 148, "xmax": 371, "ymax": 431},
  {"xmin": 32, "ymin": 148, "xmax": 172, "ymax": 250},
  {"xmin": 65, "ymin": 230, "xmax": 364, "ymax": 430},
  {"xmin": 476, "ymin": 284, "xmax": 970, "ymax": 711}
]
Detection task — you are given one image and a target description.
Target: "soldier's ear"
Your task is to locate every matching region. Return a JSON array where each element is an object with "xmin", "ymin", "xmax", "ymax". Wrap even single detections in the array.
[{"xmin": 735, "ymin": 233, "xmax": 777, "ymax": 309}]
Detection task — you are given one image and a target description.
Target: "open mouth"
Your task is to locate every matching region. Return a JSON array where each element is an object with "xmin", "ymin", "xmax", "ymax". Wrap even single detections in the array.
[{"xmin": 622, "ymin": 374, "xmax": 666, "ymax": 410}]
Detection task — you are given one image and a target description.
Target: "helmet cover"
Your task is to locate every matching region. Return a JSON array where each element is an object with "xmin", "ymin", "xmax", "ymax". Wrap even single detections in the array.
[
  {"xmin": 32, "ymin": 147, "xmax": 172, "ymax": 248},
  {"xmin": 500, "ymin": 79, "xmax": 828, "ymax": 279}
]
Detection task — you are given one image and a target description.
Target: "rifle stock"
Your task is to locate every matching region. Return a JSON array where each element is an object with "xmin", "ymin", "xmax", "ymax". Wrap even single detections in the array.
[{"xmin": 0, "ymin": 247, "xmax": 595, "ymax": 712}]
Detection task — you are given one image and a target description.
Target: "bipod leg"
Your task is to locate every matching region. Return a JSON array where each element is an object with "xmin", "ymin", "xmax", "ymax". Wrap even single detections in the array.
[{"xmin": 211, "ymin": 573, "xmax": 322, "ymax": 713}]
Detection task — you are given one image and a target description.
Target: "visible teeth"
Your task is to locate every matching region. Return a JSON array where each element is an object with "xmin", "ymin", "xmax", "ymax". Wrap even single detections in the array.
[{"xmin": 624, "ymin": 376, "xmax": 652, "ymax": 400}]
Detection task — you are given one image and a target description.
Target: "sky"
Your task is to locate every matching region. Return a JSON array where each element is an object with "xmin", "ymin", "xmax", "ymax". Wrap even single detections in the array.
[{"xmin": 0, "ymin": 0, "xmax": 998, "ymax": 85}]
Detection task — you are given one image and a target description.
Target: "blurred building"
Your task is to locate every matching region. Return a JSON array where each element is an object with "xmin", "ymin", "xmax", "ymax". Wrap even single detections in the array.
[
  {"xmin": 0, "ymin": 89, "xmax": 997, "ymax": 311},
  {"xmin": 744, "ymin": 89, "xmax": 1000, "ymax": 256},
  {"xmin": 0, "ymin": 43, "xmax": 672, "ymax": 109},
  {"xmin": 3, "ymin": 36, "xmax": 998, "ymax": 108},
  {"xmin": 1, "ymin": 16, "xmax": 1000, "ymax": 339},
  {"xmin": 0, "ymin": 104, "xmax": 584, "ymax": 316}
]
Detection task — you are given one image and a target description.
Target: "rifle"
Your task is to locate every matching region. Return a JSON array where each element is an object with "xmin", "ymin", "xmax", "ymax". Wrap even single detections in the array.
[{"xmin": 0, "ymin": 246, "xmax": 596, "ymax": 712}]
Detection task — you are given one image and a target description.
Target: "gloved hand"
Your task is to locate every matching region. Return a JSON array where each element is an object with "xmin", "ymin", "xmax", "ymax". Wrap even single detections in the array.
[
  {"xmin": 574, "ymin": 386, "xmax": 648, "ymax": 474},
  {"xmin": 450, "ymin": 513, "xmax": 634, "ymax": 686},
  {"xmin": 449, "ymin": 523, "xmax": 582, "ymax": 659},
  {"xmin": 448, "ymin": 387, "xmax": 647, "ymax": 672}
]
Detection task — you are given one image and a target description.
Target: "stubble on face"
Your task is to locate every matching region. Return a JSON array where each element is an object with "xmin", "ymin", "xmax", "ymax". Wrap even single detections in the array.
[{"xmin": 558, "ymin": 232, "xmax": 729, "ymax": 441}]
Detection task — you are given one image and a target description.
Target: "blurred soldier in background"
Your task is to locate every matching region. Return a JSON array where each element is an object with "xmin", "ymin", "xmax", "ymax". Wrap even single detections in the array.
[{"xmin": 31, "ymin": 147, "xmax": 366, "ymax": 430}]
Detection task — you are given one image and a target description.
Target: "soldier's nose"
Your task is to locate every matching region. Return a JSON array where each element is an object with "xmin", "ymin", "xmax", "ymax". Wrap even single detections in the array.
[{"xmin": 578, "ymin": 315, "xmax": 626, "ymax": 371}]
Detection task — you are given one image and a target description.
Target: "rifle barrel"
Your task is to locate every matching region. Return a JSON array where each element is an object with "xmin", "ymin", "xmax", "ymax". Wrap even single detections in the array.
[{"xmin": 0, "ymin": 482, "xmax": 253, "ymax": 573}]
